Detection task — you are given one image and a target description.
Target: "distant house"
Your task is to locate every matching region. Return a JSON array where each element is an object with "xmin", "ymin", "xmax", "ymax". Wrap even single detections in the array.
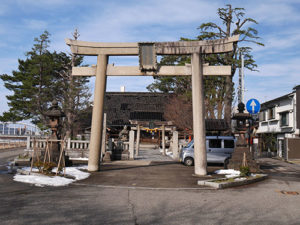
[{"xmin": 257, "ymin": 85, "xmax": 300, "ymax": 159}]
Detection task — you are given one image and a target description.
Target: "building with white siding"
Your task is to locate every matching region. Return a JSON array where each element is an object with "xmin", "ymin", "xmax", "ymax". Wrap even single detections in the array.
[{"xmin": 257, "ymin": 85, "xmax": 300, "ymax": 159}]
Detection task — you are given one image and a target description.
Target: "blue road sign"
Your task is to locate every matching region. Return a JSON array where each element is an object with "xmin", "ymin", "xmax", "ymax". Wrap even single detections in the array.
[{"xmin": 246, "ymin": 98, "xmax": 261, "ymax": 114}]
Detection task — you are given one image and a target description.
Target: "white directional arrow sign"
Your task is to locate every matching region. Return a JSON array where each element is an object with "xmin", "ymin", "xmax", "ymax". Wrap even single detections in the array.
[
  {"xmin": 250, "ymin": 100, "xmax": 256, "ymax": 113},
  {"xmin": 246, "ymin": 98, "xmax": 260, "ymax": 114}
]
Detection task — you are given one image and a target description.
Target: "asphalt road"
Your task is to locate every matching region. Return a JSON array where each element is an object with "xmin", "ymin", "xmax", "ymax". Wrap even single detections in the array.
[
  {"xmin": 0, "ymin": 148, "xmax": 25, "ymax": 166},
  {"xmin": 0, "ymin": 149, "xmax": 300, "ymax": 225}
]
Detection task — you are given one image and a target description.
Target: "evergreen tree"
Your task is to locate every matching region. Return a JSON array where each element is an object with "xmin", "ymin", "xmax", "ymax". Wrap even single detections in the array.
[
  {"xmin": 55, "ymin": 29, "xmax": 91, "ymax": 138},
  {"xmin": 0, "ymin": 31, "xmax": 91, "ymax": 134},
  {"xmin": 198, "ymin": 4, "xmax": 263, "ymax": 128},
  {"xmin": 147, "ymin": 5, "xmax": 263, "ymax": 130},
  {"xmin": 0, "ymin": 31, "xmax": 56, "ymax": 126}
]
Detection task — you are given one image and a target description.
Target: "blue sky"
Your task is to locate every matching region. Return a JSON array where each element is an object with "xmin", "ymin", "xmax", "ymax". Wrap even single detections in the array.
[{"xmin": 0, "ymin": 0, "xmax": 300, "ymax": 116}]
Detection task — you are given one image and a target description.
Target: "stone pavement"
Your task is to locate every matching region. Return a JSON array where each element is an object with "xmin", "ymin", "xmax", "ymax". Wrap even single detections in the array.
[
  {"xmin": 134, "ymin": 148, "xmax": 173, "ymax": 161},
  {"xmin": 78, "ymin": 147, "xmax": 225, "ymax": 189},
  {"xmin": 79, "ymin": 160, "xmax": 224, "ymax": 189}
]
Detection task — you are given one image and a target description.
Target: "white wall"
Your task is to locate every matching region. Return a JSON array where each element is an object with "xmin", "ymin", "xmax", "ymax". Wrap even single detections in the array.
[{"xmin": 257, "ymin": 94, "xmax": 296, "ymax": 136}]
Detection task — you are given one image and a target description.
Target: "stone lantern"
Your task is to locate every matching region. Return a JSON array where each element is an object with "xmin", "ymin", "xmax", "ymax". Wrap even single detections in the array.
[
  {"xmin": 232, "ymin": 102, "xmax": 252, "ymax": 147},
  {"xmin": 45, "ymin": 100, "xmax": 65, "ymax": 163},
  {"xmin": 228, "ymin": 102, "xmax": 259, "ymax": 172}
]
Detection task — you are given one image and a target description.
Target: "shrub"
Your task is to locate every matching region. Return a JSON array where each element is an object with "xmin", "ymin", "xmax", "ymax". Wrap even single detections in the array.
[{"xmin": 240, "ymin": 166, "xmax": 250, "ymax": 177}]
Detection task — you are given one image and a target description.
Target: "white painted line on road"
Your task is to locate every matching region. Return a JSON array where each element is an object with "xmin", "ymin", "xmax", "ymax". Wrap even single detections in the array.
[{"xmin": 71, "ymin": 182, "xmax": 216, "ymax": 191}]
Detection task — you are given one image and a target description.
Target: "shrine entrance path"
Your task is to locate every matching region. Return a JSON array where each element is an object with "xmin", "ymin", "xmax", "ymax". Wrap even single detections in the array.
[
  {"xmin": 134, "ymin": 145, "xmax": 173, "ymax": 162},
  {"xmin": 78, "ymin": 146, "xmax": 223, "ymax": 189}
]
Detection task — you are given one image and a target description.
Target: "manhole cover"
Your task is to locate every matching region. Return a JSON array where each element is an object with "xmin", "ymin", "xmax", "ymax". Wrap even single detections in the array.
[{"xmin": 279, "ymin": 191, "xmax": 299, "ymax": 195}]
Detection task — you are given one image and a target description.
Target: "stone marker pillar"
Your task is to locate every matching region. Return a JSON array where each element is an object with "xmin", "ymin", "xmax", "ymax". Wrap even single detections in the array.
[
  {"xmin": 88, "ymin": 54, "xmax": 108, "ymax": 172},
  {"xmin": 67, "ymin": 138, "xmax": 71, "ymax": 150},
  {"xmin": 129, "ymin": 130, "xmax": 135, "ymax": 159},
  {"xmin": 135, "ymin": 125, "xmax": 140, "ymax": 157},
  {"xmin": 162, "ymin": 125, "xmax": 166, "ymax": 155},
  {"xmin": 26, "ymin": 136, "xmax": 30, "ymax": 150},
  {"xmin": 172, "ymin": 131, "xmax": 179, "ymax": 160},
  {"xmin": 192, "ymin": 52, "xmax": 207, "ymax": 176}
]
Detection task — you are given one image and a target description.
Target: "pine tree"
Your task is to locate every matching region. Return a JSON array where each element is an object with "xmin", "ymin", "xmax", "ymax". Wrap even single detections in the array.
[
  {"xmin": 56, "ymin": 29, "xmax": 91, "ymax": 138},
  {"xmin": 0, "ymin": 31, "xmax": 91, "ymax": 134},
  {"xmin": 0, "ymin": 31, "xmax": 56, "ymax": 126},
  {"xmin": 147, "ymin": 5, "xmax": 264, "ymax": 130},
  {"xmin": 198, "ymin": 4, "xmax": 264, "ymax": 128}
]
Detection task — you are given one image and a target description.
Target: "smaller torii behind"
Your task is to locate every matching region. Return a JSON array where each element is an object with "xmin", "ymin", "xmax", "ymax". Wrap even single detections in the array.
[{"xmin": 66, "ymin": 35, "xmax": 239, "ymax": 176}]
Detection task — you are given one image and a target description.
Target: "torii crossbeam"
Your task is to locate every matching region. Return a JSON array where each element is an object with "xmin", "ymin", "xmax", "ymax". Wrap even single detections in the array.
[{"xmin": 66, "ymin": 35, "xmax": 239, "ymax": 175}]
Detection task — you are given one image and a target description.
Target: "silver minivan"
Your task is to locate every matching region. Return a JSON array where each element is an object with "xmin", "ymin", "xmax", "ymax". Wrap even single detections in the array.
[
  {"xmin": 206, "ymin": 136, "xmax": 235, "ymax": 155},
  {"xmin": 179, "ymin": 136, "xmax": 235, "ymax": 167}
]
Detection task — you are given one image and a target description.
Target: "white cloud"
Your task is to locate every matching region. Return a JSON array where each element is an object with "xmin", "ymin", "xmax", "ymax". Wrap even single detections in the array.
[
  {"xmin": 248, "ymin": 57, "xmax": 300, "ymax": 78},
  {"xmin": 23, "ymin": 19, "xmax": 48, "ymax": 30},
  {"xmin": 75, "ymin": 0, "xmax": 219, "ymax": 42},
  {"xmin": 244, "ymin": 1, "xmax": 300, "ymax": 25},
  {"xmin": 1, "ymin": 0, "xmax": 300, "ymax": 115},
  {"xmin": 0, "ymin": 58, "xmax": 19, "ymax": 74},
  {"xmin": 0, "ymin": 3, "xmax": 9, "ymax": 16},
  {"xmin": 15, "ymin": 0, "xmax": 70, "ymax": 8},
  {"xmin": 0, "ymin": 80, "xmax": 11, "ymax": 115},
  {"xmin": 107, "ymin": 76, "xmax": 154, "ymax": 92},
  {"xmin": 251, "ymin": 30, "xmax": 300, "ymax": 54},
  {"xmin": 241, "ymin": 58, "xmax": 300, "ymax": 103}
]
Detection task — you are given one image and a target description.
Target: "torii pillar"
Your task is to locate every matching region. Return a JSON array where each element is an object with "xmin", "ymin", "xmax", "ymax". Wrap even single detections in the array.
[
  {"xmin": 88, "ymin": 55, "xmax": 108, "ymax": 171},
  {"xmin": 191, "ymin": 52, "xmax": 207, "ymax": 175}
]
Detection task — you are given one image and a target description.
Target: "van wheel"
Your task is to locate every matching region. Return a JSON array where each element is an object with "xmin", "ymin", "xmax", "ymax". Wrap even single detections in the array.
[{"xmin": 184, "ymin": 157, "xmax": 194, "ymax": 166}]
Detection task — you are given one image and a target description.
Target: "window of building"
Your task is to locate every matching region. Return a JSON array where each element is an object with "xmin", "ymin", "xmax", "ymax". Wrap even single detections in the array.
[
  {"xmin": 280, "ymin": 112, "xmax": 289, "ymax": 126},
  {"xmin": 268, "ymin": 107, "xmax": 275, "ymax": 120},
  {"xmin": 259, "ymin": 111, "xmax": 266, "ymax": 121},
  {"xmin": 224, "ymin": 140, "xmax": 234, "ymax": 148},
  {"xmin": 209, "ymin": 139, "xmax": 221, "ymax": 148}
]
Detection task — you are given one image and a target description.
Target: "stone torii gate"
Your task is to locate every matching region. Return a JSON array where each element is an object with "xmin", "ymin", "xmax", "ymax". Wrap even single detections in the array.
[{"xmin": 66, "ymin": 35, "xmax": 239, "ymax": 176}]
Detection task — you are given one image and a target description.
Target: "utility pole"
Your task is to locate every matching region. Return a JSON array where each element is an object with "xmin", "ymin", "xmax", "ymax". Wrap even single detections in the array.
[{"xmin": 238, "ymin": 50, "xmax": 244, "ymax": 103}]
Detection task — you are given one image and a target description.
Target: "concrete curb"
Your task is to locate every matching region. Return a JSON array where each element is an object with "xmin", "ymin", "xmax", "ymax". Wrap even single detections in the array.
[
  {"xmin": 197, "ymin": 174, "xmax": 268, "ymax": 189},
  {"xmin": 14, "ymin": 158, "xmax": 31, "ymax": 166}
]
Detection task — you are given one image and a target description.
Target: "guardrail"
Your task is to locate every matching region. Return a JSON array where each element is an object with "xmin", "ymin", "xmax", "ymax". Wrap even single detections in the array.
[{"xmin": 0, "ymin": 140, "xmax": 27, "ymax": 149}]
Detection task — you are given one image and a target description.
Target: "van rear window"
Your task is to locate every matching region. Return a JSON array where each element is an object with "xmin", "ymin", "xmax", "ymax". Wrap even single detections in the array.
[
  {"xmin": 209, "ymin": 139, "xmax": 221, "ymax": 148},
  {"xmin": 224, "ymin": 140, "xmax": 234, "ymax": 148}
]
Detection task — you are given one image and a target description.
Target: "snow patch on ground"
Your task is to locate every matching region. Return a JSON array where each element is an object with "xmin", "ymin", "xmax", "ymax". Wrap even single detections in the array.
[
  {"xmin": 215, "ymin": 169, "xmax": 241, "ymax": 178},
  {"xmin": 159, "ymin": 148, "xmax": 173, "ymax": 158},
  {"xmin": 22, "ymin": 167, "xmax": 39, "ymax": 172},
  {"xmin": 13, "ymin": 166, "xmax": 90, "ymax": 187},
  {"xmin": 166, "ymin": 151, "xmax": 173, "ymax": 158},
  {"xmin": 234, "ymin": 177, "xmax": 247, "ymax": 181},
  {"xmin": 58, "ymin": 167, "xmax": 89, "ymax": 180},
  {"xmin": 14, "ymin": 174, "xmax": 74, "ymax": 187},
  {"xmin": 69, "ymin": 157, "xmax": 88, "ymax": 161}
]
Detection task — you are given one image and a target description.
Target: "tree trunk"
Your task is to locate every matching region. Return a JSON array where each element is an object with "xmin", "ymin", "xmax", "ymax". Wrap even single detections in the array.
[
  {"xmin": 65, "ymin": 29, "xmax": 79, "ymax": 139},
  {"xmin": 224, "ymin": 75, "xmax": 233, "ymax": 131},
  {"xmin": 217, "ymin": 101, "xmax": 223, "ymax": 119}
]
